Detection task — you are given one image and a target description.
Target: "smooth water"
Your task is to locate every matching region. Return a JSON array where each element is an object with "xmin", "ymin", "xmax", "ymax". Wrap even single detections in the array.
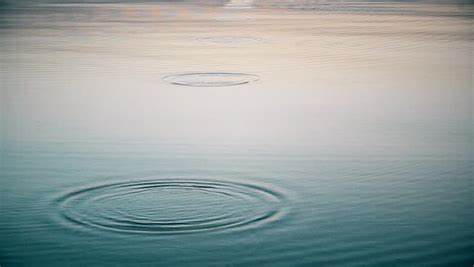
[{"xmin": 1, "ymin": 1, "xmax": 473, "ymax": 266}]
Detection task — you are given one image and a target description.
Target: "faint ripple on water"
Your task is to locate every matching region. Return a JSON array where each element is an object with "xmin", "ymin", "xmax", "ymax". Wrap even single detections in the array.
[
  {"xmin": 54, "ymin": 179, "xmax": 288, "ymax": 235},
  {"xmin": 195, "ymin": 36, "xmax": 264, "ymax": 45},
  {"xmin": 162, "ymin": 73, "xmax": 260, "ymax": 87}
]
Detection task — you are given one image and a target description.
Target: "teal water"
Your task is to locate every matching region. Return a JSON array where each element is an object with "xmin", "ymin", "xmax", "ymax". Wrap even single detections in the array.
[{"xmin": 1, "ymin": 1, "xmax": 473, "ymax": 266}]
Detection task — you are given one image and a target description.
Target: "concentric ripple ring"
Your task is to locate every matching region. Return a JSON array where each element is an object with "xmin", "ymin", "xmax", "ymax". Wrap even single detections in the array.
[
  {"xmin": 196, "ymin": 36, "xmax": 263, "ymax": 45},
  {"xmin": 54, "ymin": 179, "xmax": 287, "ymax": 235},
  {"xmin": 162, "ymin": 73, "xmax": 259, "ymax": 87}
]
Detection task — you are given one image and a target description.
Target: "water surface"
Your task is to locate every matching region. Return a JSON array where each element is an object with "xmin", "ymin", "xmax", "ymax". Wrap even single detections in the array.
[{"xmin": 1, "ymin": 1, "xmax": 473, "ymax": 266}]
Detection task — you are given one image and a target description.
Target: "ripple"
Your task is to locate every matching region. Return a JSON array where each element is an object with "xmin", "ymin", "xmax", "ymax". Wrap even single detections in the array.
[
  {"xmin": 196, "ymin": 37, "xmax": 263, "ymax": 45},
  {"xmin": 54, "ymin": 179, "xmax": 287, "ymax": 235},
  {"xmin": 163, "ymin": 73, "xmax": 259, "ymax": 87}
]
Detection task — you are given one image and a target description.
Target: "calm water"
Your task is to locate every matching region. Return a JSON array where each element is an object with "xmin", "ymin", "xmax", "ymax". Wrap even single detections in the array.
[{"xmin": 1, "ymin": 1, "xmax": 473, "ymax": 266}]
